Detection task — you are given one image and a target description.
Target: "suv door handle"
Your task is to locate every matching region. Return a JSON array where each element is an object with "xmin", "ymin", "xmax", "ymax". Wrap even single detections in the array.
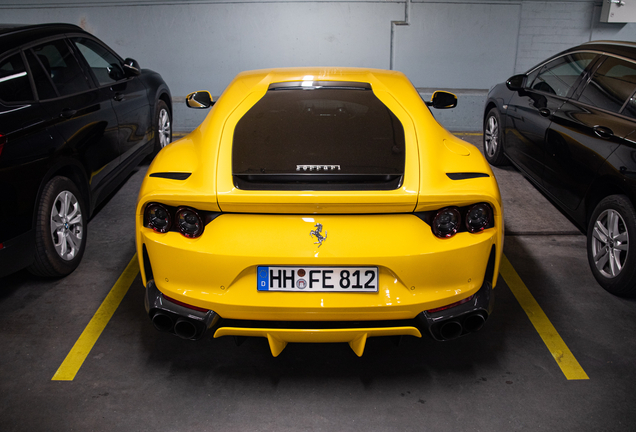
[
  {"xmin": 593, "ymin": 126, "xmax": 614, "ymax": 139},
  {"xmin": 60, "ymin": 109, "xmax": 77, "ymax": 119},
  {"xmin": 539, "ymin": 108, "xmax": 551, "ymax": 117},
  {"xmin": 113, "ymin": 93, "xmax": 124, "ymax": 102}
]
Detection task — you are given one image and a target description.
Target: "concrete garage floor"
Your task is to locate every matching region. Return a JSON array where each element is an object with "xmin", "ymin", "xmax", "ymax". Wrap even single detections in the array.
[{"xmin": 1, "ymin": 134, "xmax": 636, "ymax": 431}]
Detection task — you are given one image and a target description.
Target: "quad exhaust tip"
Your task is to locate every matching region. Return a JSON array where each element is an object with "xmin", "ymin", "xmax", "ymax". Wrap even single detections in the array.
[
  {"xmin": 152, "ymin": 312, "xmax": 174, "ymax": 333},
  {"xmin": 436, "ymin": 312, "xmax": 487, "ymax": 341},
  {"xmin": 174, "ymin": 318, "xmax": 198, "ymax": 340},
  {"xmin": 151, "ymin": 311, "xmax": 202, "ymax": 340}
]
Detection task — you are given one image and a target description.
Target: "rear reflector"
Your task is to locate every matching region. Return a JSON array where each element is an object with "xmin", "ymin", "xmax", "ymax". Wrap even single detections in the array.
[
  {"xmin": 427, "ymin": 294, "xmax": 475, "ymax": 313},
  {"xmin": 163, "ymin": 294, "xmax": 209, "ymax": 313}
]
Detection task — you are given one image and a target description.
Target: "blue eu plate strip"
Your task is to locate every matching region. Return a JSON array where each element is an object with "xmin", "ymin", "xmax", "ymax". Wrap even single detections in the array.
[{"xmin": 257, "ymin": 266, "xmax": 269, "ymax": 291}]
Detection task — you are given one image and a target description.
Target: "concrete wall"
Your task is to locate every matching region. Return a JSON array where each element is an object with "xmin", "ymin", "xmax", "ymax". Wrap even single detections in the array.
[{"xmin": 1, "ymin": 0, "xmax": 636, "ymax": 131}]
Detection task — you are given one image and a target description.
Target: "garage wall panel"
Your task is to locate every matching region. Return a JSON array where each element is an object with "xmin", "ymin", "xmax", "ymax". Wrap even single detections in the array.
[
  {"xmin": 393, "ymin": 2, "xmax": 521, "ymax": 89},
  {"xmin": 515, "ymin": 1, "xmax": 595, "ymax": 73}
]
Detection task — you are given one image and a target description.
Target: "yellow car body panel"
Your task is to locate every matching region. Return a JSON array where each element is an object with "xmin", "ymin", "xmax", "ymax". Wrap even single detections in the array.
[
  {"xmin": 139, "ymin": 213, "xmax": 499, "ymax": 320},
  {"xmin": 136, "ymin": 67, "xmax": 503, "ymax": 355}
]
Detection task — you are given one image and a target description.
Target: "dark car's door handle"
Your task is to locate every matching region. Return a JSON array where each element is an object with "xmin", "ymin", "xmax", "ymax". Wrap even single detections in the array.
[
  {"xmin": 538, "ymin": 108, "xmax": 551, "ymax": 117},
  {"xmin": 593, "ymin": 126, "xmax": 614, "ymax": 139},
  {"xmin": 60, "ymin": 109, "xmax": 77, "ymax": 119},
  {"xmin": 113, "ymin": 93, "xmax": 124, "ymax": 102}
]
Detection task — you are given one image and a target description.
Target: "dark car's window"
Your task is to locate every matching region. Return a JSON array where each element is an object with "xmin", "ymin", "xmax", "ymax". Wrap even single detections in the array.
[
  {"xmin": 0, "ymin": 53, "xmax": 33, "ymax": 103},
  {"xmin": 232, "ymin": 83, "xmax": 405, "ymax": 190},
  {"xmin": 24, "ymin": 49, "xmax": 58, "ymax": 100},
  {"xmin": 525, "ymin": 68, "xmax": 540, "ymax": 89},
  {"xmin": 529, "ymin": 53, "xmax": 596, "ymax": 98},
  {"xmin": 623, "ymin": 95, "xmax": 636, "ymax": 119},
  {"xmin": 578, "ymin": 56, "xmax": 636, "ymax": 117},
  {"xmin": 72, "ymin": 37, "xmax": 124, "ymax": 86},
  {"xmin": 31, "ymin": 39, "xmax": 91, "ymax": 97}
]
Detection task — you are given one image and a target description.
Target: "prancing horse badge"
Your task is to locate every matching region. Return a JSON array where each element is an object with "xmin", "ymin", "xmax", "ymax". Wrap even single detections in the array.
[{"xmin": 310, "ymin": 223, "xmax": 327, "ymax": 247}]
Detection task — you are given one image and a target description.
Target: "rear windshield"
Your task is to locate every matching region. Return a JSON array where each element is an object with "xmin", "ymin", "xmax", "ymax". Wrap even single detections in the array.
[{"xmin": 232, "ymin": 82, "xmax": 405, "ymax": 190}]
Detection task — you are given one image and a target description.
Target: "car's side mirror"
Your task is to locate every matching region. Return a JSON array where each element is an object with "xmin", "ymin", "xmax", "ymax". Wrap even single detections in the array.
[
  {"xmin": 107, "ymin": 63, "xmax": 125, "ymax": 81},
  {"xmin": 506, "ymin": 74, "xmax": 526, "ymax": 91},
  {"xmin": 186, "ymin": 91, "xmax": 214, "ymax": 109},
  {"xmin": 123, "ymin": 58, "xmax": 141, "ymax": 77},
  {"xmin": 427, "ymin": 91, "xmax": 457, "ymax": 109}
]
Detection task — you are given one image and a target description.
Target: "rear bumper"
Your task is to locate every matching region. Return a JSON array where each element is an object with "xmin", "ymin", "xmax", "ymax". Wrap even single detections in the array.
[
  {"xmin": 140, "ymin": 211, "xmax": 501, "ymax": 355},
  {"xmin": 145, "ymin": 271, "xmax": 494, "ymax": 356},
  {"xmin": 0, "ymin": 230, "xmax": 34, "ymax": 278}
]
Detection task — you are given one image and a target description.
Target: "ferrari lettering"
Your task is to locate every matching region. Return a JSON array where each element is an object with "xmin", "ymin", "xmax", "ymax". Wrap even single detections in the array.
[{"xmin": 296, "ymin": 164, "xmax": 341, "ymax": 172}]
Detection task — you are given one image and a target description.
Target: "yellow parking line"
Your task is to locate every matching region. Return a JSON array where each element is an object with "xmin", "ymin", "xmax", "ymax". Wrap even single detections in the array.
[
  {"xmin": 50, "ymin": 250, "xmax": 586, "ymax": 380},
  {"xmin": 52, "ymin": 255, "xmax": 139, "ymax": 381},
  {"xmin": 454, "ymin": 132, "xmax": 482, "ymax": 136},
  {"xmin": 499, "ymin": 254, "xmax": 589, "ymax": 380}
]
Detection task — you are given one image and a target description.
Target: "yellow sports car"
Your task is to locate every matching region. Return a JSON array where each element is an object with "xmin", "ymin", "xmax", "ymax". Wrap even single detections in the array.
[{"xmin": 136, "ymin": 68, "xmax": 503, "ymax": 356}]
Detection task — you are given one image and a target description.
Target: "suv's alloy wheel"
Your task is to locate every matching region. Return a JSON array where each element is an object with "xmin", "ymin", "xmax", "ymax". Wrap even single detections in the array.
[
  {"xmin": 587, "ymin": 194, "xmax": 636, "ymax": 297},
  {"xmin": 154, "ymin": 100, "xmax": 172, "ymax": 155},
  {"xmin": 28, "ymin": 176, "xmax": 87, "ymax": 277},
  {"xmin": 483, "ymin": 108, "xmax": 508, "ymax": 166}
]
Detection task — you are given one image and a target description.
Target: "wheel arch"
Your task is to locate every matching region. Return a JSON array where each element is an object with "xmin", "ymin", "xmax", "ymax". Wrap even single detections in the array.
[
  {"xmin": 584, "ymin": 176, "xmax": 636, "ymax": 232},
  {"xmin": 142, "ymin": 70, "xmax": 172, "ymax": 120},
  {"xmin": 158, "ymin": 91, "xmax": 172, "ymax": 117},
  {"xmin": 34, "ymin": 158, "xmax": 91, "ymax": 224},
  {"xmin": 483, "ymin": 100, "xmax": 498, "ymax": 125}
]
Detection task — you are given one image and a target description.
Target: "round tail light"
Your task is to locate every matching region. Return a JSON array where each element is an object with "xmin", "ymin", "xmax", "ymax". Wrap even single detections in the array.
[
  {"xmin": 466, "ymin": 203, "xmax": 492, "ymax": 233},
  {"xmin": 175, "ymin": 207, "xmax": 203, "ymax": 238},
  {"xmin": 432, "ymin": 207, "xmax": 461, "ymax": 238},
  {"xmin": 145, "ymin": 203, "xmax": 171, "ymax": 233}
]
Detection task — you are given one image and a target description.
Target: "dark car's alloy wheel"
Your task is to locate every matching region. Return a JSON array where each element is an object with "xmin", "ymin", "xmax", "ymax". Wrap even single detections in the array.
[
  {"xmin": 483, "ymin": 108, "xmax": 507, "ymax": 166},
  {"xmin": 28, "ymin": 176, "xmax": 87, "ymax": 277},
  {"xmin": 154, "ymin": 100, "xmax": 172, "ymax": 154},
  {"xmin": 587, "ymin": 195, "xmax": 636, "ymax": 297},
  {"xmin": 50, "ymin": 189, "xmax": 83, "ymax": 261}
]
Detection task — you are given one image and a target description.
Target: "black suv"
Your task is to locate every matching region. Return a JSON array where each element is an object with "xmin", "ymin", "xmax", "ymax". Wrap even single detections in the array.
[
  {"xmin": 483, "ymin": 41, "xmax": 636, "ymax": 297},
  {"xmin": 0, "ymin": 23, "xmax": 172, "ymax": 278}
]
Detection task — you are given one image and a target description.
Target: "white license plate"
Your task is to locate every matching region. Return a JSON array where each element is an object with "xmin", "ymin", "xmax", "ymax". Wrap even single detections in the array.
[{"xmin": 257, "ymin": 266, "xmax": 378, "ymax": 292}]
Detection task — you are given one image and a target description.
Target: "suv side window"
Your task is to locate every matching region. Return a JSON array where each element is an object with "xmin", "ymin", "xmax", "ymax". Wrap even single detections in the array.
[
  {"xmin": 31, "ymin": 39, "xmax": 91, "ymax": 97},
  {"xmin": 71, "ymin": 37, "xmax": 125, "ymax": 86},
  {"xmin": 24, "ymin": 49, "xmax": 58, "ymax": 100},
  {"xmin": 528, "ymin": 53, "xmax": 596, "ymax": 98},
  {"xmin": 0, "ymin": 53, "xmax": 34, "ymax": 103},
  {"xmin": 578, "ymin": 56, "xmax": 636, "ymax": 117}
]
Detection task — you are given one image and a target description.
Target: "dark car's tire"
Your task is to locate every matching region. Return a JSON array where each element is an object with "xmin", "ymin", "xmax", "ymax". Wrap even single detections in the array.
[
  {"xmin": 483, "ymin": 108, "xmax": 508, "ymax": 166},
  {"xmin": 28, "ymin": 176, "xmax": 87, "ymax": 278},
  {"xmin": 587, "ymin": 195, "xmax": 636, "ymax": 297},
  {"xmin": 153, "ymin": 99, "xmax": 172, "ymax": 156}
]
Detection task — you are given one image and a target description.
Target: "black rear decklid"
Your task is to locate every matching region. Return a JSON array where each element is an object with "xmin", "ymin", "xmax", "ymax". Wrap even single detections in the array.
[{"xmin": 232, "ymin": 81, "xmax": 405, "ymax": 191}]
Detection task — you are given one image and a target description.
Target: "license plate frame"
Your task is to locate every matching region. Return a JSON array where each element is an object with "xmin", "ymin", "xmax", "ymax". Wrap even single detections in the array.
[{"xmin": 257, "ymin": 266, "xmax": 379, "ymax": 292}]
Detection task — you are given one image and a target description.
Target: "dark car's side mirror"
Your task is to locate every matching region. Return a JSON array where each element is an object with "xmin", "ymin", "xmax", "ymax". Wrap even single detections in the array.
[
  {"xmin": 123, "ymin": 58, "xmax": 141, "ymax": 77},
  {"xmin": 427, "ymin": 91, "xmax": 457, "ymax": 109},
  {"xmin": 506, "ymin": 74, "xmax": 526, "ymax": 91},
  {"xmin": 186, "ymin": 91, "xmax": 214, "ymax": 109},
  {"xmin": 107, "ymin": 63, "xmax": 125, "ymax": 81}
]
